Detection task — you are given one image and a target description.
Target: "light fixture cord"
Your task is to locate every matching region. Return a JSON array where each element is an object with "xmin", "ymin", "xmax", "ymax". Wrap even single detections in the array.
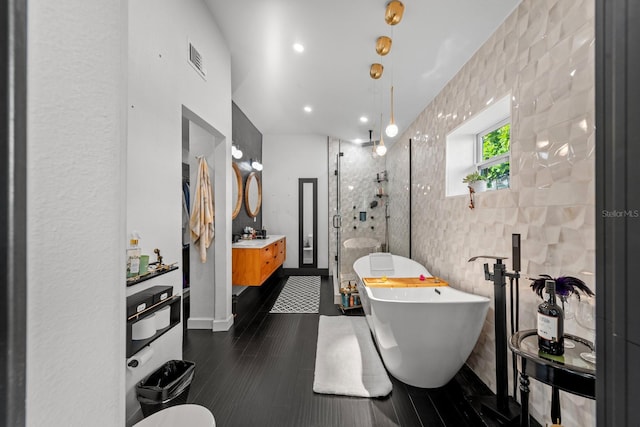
[
  {"xmin": 390, "ymin": 25, "xmax": 394, "ymax": 82},
  {"xmin": 371, "ymin": 79, "xmax": 377, "ymax": 153},
  {"xmin": 389, "ymin": 26, "xmax": 395, "ymax": 124},
  {"xmin": 391, "ymin": 86, "xmax": 395, "ymax": 122},
  {"xmin": 371, "ymin": 47, "xmax": 384, "ymax": 154}
]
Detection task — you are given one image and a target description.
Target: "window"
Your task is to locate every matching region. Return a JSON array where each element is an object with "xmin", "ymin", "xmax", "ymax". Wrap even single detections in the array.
[
  {"xmin": 445, "ymin": 94, "xmax": 510, "ymax": 197},
  {"xmin": 476, "ymin": 119, "xmax": 510, "ymax": 189}
]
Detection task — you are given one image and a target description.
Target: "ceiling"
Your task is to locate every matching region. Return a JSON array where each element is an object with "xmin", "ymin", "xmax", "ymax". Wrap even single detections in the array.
[{"xmin": 205, "ymin": 0, "xmax": 521, "ymax": 145}]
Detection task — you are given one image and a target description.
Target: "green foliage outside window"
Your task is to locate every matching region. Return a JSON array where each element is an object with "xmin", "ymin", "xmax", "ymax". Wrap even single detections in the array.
[{"xmin": 481, "ymin": 123, "xmax": 510, "ymax": 188}]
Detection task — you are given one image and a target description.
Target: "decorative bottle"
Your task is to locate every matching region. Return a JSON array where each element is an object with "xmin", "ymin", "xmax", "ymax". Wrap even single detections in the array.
[
  {"xmin": 126, "ymin": 232, "xmax": 141, "ymax": 278},
  {"xmin": 537, "ymin": 279, "xmax": 564, "ymax": 355}
]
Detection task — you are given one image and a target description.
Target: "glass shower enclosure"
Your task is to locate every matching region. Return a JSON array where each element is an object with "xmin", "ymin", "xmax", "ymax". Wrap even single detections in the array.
[{"xmin": 329, "ymin": 138, "xmax": 391, "ymax": 301}]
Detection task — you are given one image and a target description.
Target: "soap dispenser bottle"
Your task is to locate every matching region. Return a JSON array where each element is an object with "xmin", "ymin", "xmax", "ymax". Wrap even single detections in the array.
[{"xmin": 126, "ymin": 232, "xmax": 141, "ymax": 278}]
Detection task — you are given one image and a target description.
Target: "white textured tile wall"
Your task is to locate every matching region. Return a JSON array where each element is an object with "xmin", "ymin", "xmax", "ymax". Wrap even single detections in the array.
[
  {"xmin": 387, "ymin": 140, "xmax": 411, "ymax": 258},
  {"xmin": 387, "ymin": 0, "xmax": 596, "ymax": 425}
]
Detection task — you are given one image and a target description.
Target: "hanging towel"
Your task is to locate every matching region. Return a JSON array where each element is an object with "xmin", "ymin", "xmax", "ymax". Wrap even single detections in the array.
[{"xmin": 190, "ymin": 157, "xmax": 214, "ymax": 262}]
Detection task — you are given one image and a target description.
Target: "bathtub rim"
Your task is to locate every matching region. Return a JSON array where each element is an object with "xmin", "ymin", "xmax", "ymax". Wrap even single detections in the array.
[
  {"xmin": 354, "ymin": 254, "xmax": 490, "ymax": 305},
  {"xmin": 364, "ymin": 288, "xmax": 491, "ymax": 305}
]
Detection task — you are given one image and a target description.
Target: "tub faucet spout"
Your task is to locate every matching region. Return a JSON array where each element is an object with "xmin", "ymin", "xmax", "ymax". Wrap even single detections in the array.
[{"xmin": 468, "ymin": 255, "xmax": 508, "ymax": 281}]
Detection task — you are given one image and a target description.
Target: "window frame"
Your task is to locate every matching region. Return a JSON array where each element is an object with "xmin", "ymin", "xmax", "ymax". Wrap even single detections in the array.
[{"xmin": 475, "ymin": 118, "xmax": 511, "ymax": 186}]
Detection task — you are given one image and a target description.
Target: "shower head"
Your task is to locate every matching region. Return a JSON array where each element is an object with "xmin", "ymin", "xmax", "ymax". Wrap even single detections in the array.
[{"xmin": 370, "ymin": 200, "xmax": 378, "ymax": 209}]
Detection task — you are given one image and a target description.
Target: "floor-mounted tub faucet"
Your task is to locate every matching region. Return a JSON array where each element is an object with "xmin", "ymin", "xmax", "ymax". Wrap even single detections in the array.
[{"xmin": 468, "ymin": 255, "xmax": 521, "ymax": 424}]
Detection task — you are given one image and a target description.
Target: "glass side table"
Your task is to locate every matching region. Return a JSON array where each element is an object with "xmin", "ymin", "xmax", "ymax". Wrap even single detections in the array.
[{"xmin": 509, "ymin": 329, "xmax": 595, "ymax": 427}]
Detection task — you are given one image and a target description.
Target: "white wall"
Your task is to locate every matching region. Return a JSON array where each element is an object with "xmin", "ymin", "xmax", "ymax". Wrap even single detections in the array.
[
  {"xmin": 262, "ymin": 134, "xmax": 329, "ymax": 269},
  {"xmin": 187, "ymin": 120, "xmax": 216, "ymax": 329},
  {"xmin": 126, "ymin": 0, "xmax": 232, "ymax": 422},
  {"xmin": 27, "ymin": 1, "xmax": 126, "ymax": 425}
]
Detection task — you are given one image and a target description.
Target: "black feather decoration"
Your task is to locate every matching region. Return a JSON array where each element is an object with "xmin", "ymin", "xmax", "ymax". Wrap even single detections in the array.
[{"xmin": 530, "ymin": 275, "xmax": 594, "ymax": 302}]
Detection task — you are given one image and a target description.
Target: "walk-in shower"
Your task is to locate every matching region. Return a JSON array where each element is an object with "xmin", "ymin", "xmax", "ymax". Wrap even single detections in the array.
[{"xmin": 329, "ymin": 138, "xmax": 391, "ymax": 300}]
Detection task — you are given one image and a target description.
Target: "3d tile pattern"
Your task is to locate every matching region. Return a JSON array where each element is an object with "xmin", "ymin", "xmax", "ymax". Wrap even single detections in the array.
[
  {"xmin": 386, "ymin": 141, "xmax": 411, "ymax": 258},
  {"xmin": 328, "ymin": 139, "xmax": 388, "ymax": 282},
  {"xmin": 386, "ymin": 0, "xmax": 596, "ymax": 424}
]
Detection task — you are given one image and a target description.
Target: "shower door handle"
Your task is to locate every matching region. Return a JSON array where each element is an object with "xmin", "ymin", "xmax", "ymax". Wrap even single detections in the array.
[{"xmin": 332, "ymin": 215, "xmax": 341, "ymax": 229}]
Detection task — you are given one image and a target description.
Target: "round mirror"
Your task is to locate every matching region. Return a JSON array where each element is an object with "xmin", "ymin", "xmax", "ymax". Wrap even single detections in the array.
[
  {"xmin": 245, "ymin": 172, "xmax": 262, "ymax": 218},
  {"xmin": 232, "ymin": 162, "xmax": 242, "ymax": 219}
]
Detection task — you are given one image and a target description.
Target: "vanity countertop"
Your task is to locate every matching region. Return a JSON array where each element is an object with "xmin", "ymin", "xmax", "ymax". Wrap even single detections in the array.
[{"xmin": 232, "ymin": 234, "xmax": 285, "ymax": 249}]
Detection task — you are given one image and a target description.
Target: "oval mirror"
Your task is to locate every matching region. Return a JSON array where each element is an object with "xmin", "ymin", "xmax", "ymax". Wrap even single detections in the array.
[
  {"xmin": 245, "ymin": 172, "xmax": 262, "ymax": 218},
  {"xmin": 232, "ymin": 162, "xmax": 242, "ymax": 219}
]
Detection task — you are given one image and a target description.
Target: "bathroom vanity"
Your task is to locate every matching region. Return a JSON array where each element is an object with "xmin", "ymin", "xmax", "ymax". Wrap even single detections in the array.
[{"xmin": 232, "ymin": 235, "xmax": 286, "ymax": 286}]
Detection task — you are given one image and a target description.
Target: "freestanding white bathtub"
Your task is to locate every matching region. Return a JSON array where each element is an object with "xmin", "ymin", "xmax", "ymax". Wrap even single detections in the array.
[{"xmin": 353, "ymin": 254, "xmax": 490, "ymax": 388}]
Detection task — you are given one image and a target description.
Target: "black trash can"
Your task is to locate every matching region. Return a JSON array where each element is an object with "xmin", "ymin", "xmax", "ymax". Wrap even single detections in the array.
[{"xmin": 136, "ymin": 360, "xmax": 196, "ymax": 417}]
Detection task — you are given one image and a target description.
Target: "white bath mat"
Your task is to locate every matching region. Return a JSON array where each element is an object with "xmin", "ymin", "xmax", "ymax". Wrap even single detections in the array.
[
  {"xmin": 313, "ymin": 315, "xmax": 392, "ymax": 398},
  {"xmin": 270, "ymin": 276, "xmax": 320, "ymax": 313}
]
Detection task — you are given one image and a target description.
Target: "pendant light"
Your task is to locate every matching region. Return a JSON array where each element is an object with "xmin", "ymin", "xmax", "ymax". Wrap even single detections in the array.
[
  {"xmin": 385, "ymin": 1, "xmax": 405, "ymax": 25},
  {"xmin": 375, "ymin": 36, "xmax": 392, "ymax": 56},
  {"xmin": 384, "ymin": 4, "xmax": 401, "ymax": 139},
  {"xmin": 376, "ymin": 114, "xmax": 387, "ymax": 156},
  {"xmin": 385, "ymin": 85, "xmax": 398, "ymax": 137},
  {"xmin": 369, "ymin": 129, "xmax": 378, "ymax": 158},
  {"xmin": 370, "ymin": 63, "xmax": 383, "ymax": 79}
]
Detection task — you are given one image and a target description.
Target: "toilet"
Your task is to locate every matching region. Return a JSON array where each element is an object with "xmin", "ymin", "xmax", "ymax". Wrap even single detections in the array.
[{"xmin": 134, "ymin": 404, "xmax": 215, "ymax": 427}]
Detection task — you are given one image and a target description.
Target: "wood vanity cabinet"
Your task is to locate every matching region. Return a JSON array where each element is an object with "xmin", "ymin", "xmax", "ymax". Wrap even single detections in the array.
[{"xmin": 232, "ymin": 237, "xmax": 286, "ymax": 286}]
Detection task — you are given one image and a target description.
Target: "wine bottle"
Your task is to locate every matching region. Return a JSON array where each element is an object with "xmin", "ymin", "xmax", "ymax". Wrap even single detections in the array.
[{"xmin": 537, "ymin": 279, "xmax": 564, "ymax": 355}]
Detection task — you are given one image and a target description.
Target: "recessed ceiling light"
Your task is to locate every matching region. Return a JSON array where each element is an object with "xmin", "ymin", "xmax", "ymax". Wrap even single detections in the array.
[
  {"xmin": 354, "ymin": 138, "xmax": 363, "ymax": 144},
  {"xmin": 304, "ymin": 106, "xmax": 312, "ymax": 113},
  {"xmin": 293, "ymin": 43, "xmax": 305, "ymax": 53},
  {"xmin": 360, "ymin": 116, "xmax": 368, "ymax": 123}
]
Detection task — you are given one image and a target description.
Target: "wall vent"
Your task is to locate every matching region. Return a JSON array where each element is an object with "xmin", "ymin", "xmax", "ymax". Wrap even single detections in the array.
[{"xmin": 188, "ymin": 41, "xmax": 207, "ymax": 80}]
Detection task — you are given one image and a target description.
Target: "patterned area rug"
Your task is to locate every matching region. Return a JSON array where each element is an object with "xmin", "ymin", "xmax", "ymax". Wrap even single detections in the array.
[{"xmin": 270, "ymin": 276, "xmax": 321, "ymax": 313}]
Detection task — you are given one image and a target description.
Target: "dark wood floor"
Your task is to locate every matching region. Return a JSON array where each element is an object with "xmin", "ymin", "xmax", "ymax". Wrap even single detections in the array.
[{"xmin": 182, "ymin": 274, "xmax": 524, "ymax": 427}]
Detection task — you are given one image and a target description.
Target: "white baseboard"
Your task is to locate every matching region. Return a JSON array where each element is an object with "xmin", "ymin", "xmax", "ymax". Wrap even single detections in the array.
[
  {"xmin": 187, "ymin": 317, "xmax": 213, "ymax": 330},
  {"xmin": 212, "ymin": 314, "xmax": 234, "ymax": 331}
]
